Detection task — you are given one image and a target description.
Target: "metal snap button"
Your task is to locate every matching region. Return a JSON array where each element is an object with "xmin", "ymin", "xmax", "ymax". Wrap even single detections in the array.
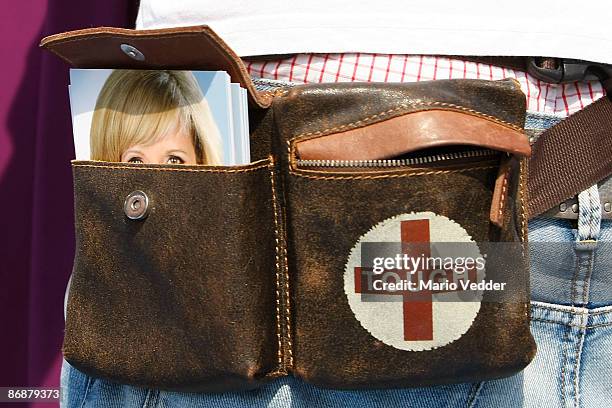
[
  {"xmin": 120, "ymin": 44, "xmax": 145, "ymax": 61},
  {"xmin": 124, "ymin": 191, "xmax": 150, "ymax": 220}
]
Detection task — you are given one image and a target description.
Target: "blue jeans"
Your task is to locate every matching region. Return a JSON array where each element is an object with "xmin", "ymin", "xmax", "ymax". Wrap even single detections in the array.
[{"xmin": 60, "ymin": 83, "xmax": 612, "ymax": 407}]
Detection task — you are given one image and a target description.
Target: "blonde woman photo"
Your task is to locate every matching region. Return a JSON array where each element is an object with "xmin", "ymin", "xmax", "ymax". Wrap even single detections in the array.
[{"xmin": 89, "ymin": 69, "xmax": 223, "ymax": 165}]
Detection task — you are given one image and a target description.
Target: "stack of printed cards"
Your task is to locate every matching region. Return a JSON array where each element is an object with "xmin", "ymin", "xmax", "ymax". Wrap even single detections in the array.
[{"xmin": 68, "ymin": 69, "xmax": 250, "ymax": 165}]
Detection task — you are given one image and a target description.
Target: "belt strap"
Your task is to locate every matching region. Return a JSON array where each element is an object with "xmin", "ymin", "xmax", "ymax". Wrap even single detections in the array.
[
  {"xmin": 526, "ymin": 95, "xmax": 612, "ymax": 218},
  {"xmin": 478, "ymin": 56, "xmax": 612, "ymax": 219}
]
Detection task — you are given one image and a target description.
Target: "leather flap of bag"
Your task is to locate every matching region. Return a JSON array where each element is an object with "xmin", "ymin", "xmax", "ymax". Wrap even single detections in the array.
[
  {"xmin": 295, "ymin": 109, "xmax": 531, "ymax": 160},
  {"xmin": 39, "ymin": 25, "xmax": 271, "ymax": 109}
]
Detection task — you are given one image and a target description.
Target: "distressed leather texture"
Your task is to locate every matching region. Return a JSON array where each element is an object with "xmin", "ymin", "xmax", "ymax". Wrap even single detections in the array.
[
  {"xmin": 45, "ymin": 26, "xmax": 536, "ymax": 393},
  {"xmin": 65, "ymin": 159, "xmax": 280, "ymax": 391},
  {"xmin": 272, "ymin": 79, "xmax": 535, "ymax": 389},
  {"xmin": 40, "ymin": 26, "xmax": 272, "ymax": 108},
  {"xmin": 295, "ymin": 109, "xmax": 531, "ymax": 160}
]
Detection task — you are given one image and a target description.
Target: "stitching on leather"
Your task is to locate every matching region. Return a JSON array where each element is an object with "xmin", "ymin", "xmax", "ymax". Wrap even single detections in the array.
[
  {"xmin": 268, "ymin": 159, "xmax": 284, "ymax": 371},
  {"xmin": 519, "ymin": 159, "xmax": 528, "ymax": 248},
  {"xmin": 44, "ymin": 31, "xmax": 206, "ymax": 46},
  {"xmin": 518, "ymin": 159, "xmax": 530, "ymax": 326},
  {"xmin": 41, "ymin": 26, "xmax": 205, "ymax": 43},
  {"xmin": 274, "ymin": 88, "xmax": 289, "ymax": 97},
  {"xmin": 520, "ymin": 159, "xmax": 527, "ymax": 253},
  {"xmin": 287, "ymin": 129, "xmax": 499, "ymax": 179},
  {"xmin": 47, "ymin": 31, "xmax": 270, "ymax": 108},
  {"xmin": 72, "ymin": 157, "xmax": 271, "ymax": 173},
  {"xmin": 272, "ymin": 154, "xmax": 294, "ymax": 370},
  {"xmin": 53, "ymin": 33, "xmax": 242, "ymax": 78},
  {"xmin": 263, "ymin": 370, "xmax": 287, "ymax": 378},
  {"xmin": 280, "ymin": 201, "xmax": 294, "ymax": 369},
  {"xmin": 259, "ymin": 90, "xmax": 275, "ymax": 98},
  {"xmin": 497, "ymin": 164, "xmax": 511, "ymax": 220},
  {"xmin": 289, "ymin": 165, "xmax": 498, "ymax": 180},
  {"xmin": 287, "ymin": 101, "xmax": 523, "ymax": 144},
  {"xmin": 283, "ymin": 223, "xmax": 293, "ymax": 369},
  {"xmin": 288, "ymin": 139, "xmax": 297, "ymax": 169}
]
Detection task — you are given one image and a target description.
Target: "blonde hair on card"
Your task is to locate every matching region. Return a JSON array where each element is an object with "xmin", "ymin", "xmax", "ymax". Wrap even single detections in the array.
[{"xmin": 90, "ymin": 70, "xmax": 222, "ymax": 164}]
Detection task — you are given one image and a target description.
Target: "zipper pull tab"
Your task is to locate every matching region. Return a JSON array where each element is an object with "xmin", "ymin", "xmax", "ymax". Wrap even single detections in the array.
[{"xmin": 490, "ymin": 157, "xmax": 514, "ymax": 228}]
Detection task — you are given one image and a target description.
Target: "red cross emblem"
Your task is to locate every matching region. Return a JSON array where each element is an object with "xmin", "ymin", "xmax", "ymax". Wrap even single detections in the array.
[{"xmin": 353, "ymin": 219, "xmax": 478, "ymax": 342}]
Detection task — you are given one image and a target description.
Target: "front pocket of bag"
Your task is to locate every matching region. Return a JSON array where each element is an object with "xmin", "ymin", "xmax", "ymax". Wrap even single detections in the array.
[
  {"xmin": 63, "ymin": 158, "xmax": 281, "ymax": 392},
  {"xmin": 285, "ymin": 162, "xmax": 535, "ymax": 389}
]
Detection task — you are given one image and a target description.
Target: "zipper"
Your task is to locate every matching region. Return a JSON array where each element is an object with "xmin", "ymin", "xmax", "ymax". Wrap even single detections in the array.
[{"xmin": 296, "ymin": 148, "xmax": 499, "ymax": 169}]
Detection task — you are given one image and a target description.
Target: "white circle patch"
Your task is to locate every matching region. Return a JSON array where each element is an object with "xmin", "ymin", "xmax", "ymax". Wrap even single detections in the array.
[{"xmin": 344, "ymin": 212, "xmax": 484, "ymax": 351}]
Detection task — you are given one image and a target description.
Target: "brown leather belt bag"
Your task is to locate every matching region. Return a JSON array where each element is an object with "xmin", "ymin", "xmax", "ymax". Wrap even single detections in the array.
[{"xmin": 41, "ymin": 26, "xmax": 538, "ymax": 392}]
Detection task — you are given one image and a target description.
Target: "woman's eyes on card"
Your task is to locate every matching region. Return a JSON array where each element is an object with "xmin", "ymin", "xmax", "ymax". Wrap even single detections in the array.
[
  {"xmin": 126, "ymin": 155, "xmax": 185, "ymax": 164},
  {"xmin": 167, "ymin": 155, "xmax": 185, "ymax": 164}
]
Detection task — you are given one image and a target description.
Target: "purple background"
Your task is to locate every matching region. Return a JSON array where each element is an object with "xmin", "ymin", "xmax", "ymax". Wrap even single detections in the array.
[{"xmin": 0, "ymin": 1, "xmax": 138, "ymax": 406}]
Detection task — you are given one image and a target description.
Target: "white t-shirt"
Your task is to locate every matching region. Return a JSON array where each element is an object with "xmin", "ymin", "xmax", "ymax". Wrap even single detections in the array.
[{"xmin": 136, "ymin": 0, "xmax": 612, "ymax": 64}]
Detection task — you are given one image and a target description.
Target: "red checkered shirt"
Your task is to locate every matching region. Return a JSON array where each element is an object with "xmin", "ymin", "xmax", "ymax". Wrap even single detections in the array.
[{"xmin": 246, "ymin": 53, "xmax": 605, "ymax": 117}]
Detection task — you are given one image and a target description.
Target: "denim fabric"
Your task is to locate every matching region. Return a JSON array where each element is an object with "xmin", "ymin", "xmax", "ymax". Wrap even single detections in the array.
[{"xmin": 59, "ymin": 83, "xmax": 612, "ymax": 408}]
